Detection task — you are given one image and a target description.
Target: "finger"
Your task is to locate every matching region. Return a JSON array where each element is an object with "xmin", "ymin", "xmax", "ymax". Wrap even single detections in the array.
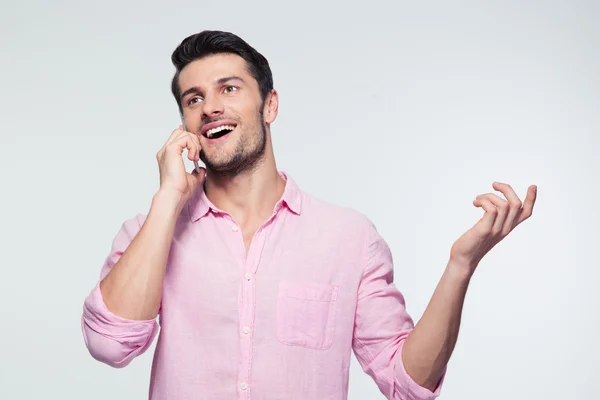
[
  {"xmin": 492, "ymin": 182, "xmax": 523, "ymax": 234},
  {"xmin": 187, "ymin": 167, "xmax": 206, "ymax": 191},
  {"xmin": 167, "ymin": 132, "xmax": 199, "ymax": 162},
  {"xmin": 186, "ymin": 132, "xmax": 202, "ymax": 161},
  {"xmin": 516, "ymin": 185, "xmax": 537, "ymax": 225},
  {"xmin": 157, "ymin": 127, "xmax": 185, "ymax": 160},
  {"xmin": 183, "ymin": 133, "xmax": 201, "ymax": 162},
  {"xmin": 177, "ymin": 126, "xmax": 201, "ymax": 161},
  {"xmin": 165, "ymin": 126, "xmax": 185, "ymax": 146},
  {"xmin": 174, "ymin": 131, "xmax": 200, "ymax": 158},
  {"xmin": 191, "ymin": 165, "xmax": 206, "ymax": 182},
  {"xmin": 472, "ymin": 198, "xmax": 497, "ymax": 233},
  {"xmin": 492, "ymin": 182, "xmax": 522, "ymax": 208},
  {"xmin": 182, "ymin": 132, "xmax": 201, "ymax": 161},
  {"xmin": 475, "ymin": 193, "xmax": 508, "ymax": 235}
]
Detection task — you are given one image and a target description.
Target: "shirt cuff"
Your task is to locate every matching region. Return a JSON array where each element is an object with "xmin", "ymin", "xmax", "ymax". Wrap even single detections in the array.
[
  {"xmin": 395, "ymin": 340, "xmax": 446, "ymax": 400},
  {"xmin": 82, "ymin": 282, "xmax": 158, "ymax": 364}
]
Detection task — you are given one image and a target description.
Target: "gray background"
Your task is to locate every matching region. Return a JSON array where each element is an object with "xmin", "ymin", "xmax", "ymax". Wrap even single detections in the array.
[{"xmin": 1, "ymin": 0, "xmax": 598, "ymax": 399}]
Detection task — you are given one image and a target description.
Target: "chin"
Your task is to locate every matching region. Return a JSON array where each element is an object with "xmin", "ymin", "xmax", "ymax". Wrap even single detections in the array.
[{"xmin": 202, "ymin": 154, "xmax": 236, "ymax": 173}]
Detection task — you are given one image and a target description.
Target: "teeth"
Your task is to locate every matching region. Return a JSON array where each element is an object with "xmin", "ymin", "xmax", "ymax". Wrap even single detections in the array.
[{"xmin": 206, "ymin": 125, "xmax": 235, "ymax": 138}]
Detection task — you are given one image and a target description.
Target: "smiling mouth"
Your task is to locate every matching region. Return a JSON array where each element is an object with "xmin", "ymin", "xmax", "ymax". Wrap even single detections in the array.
[{"xmin": 203, "ymin": 125, "xmax": 236, "ymax": 139}]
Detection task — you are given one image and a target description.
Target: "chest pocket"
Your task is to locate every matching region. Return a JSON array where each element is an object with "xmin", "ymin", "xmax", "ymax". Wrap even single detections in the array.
[{"xmin": 276, "ymin": 280, "xmax": 339, "ymax": 350}]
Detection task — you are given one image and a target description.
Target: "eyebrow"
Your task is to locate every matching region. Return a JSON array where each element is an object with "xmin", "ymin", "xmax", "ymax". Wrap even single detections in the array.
[{"xmin": 180, "ymin": 76, "xmax": 246, "ymax": 102}]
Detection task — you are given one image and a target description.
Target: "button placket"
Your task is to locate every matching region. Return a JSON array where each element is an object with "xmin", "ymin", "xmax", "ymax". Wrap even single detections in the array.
[
  {"xmin": 237, "ymin": 228, "xmax": 257, "ymax": 399},
  {"xmin": 236, "ymin": 215, "xmax": 275, "ymax": 398}
]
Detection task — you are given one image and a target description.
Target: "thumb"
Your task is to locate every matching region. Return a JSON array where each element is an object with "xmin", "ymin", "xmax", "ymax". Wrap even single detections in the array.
[{"xmin": 191, "ymin": 165, "xmax": 206, "ymax": 186}]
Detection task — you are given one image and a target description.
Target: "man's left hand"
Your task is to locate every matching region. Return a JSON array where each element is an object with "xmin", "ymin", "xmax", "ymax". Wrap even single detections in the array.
[{"xmin": 449, "ymin": 182, "xmax": 537, "ymax": 274}]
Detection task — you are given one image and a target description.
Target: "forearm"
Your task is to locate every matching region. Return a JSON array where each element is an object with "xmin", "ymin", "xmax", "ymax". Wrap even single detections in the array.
[
  {"xmin": 100, "ymin": 189, "xmax": 186, "ymax": 320},
  {"xmin": 401, "ymin": 259, "xmax": 473, "ymax": 391}
]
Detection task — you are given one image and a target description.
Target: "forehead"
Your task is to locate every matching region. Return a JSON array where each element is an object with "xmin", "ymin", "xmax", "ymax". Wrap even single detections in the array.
[{"xmin": 178, "ymin": 53, "xmax": 254, "ymax": 90}]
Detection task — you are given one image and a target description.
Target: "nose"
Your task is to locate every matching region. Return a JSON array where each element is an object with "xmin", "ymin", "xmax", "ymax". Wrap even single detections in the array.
[{"xmin": 202, "ymin": 94, "xmax": 224, "ymax": 119}]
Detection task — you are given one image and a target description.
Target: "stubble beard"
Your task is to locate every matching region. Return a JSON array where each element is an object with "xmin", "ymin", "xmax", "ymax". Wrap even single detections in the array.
[{"xmin": 200, "ymin": 107, "xmax": 267, "ymax": 178}]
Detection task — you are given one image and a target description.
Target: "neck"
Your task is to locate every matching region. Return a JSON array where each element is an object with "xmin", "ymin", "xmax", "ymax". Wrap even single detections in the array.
[{"xmin": 204, "ymin": 149, "xmax": 285, "ymax": 224}]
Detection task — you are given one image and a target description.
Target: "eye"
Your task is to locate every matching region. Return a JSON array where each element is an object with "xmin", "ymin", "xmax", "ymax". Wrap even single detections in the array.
[
  {"xmin": 187, "ymin": 96, "xmax": 203, "ymax": 106},
  {"xmin": 223, "ymin": 85, "xmax": 238, "ymax": 94}
]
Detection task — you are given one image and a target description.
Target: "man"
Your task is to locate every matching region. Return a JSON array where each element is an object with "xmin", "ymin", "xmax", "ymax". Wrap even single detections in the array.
[{"xmin": 81, "ymin": 30, "xmax": 537, "ymax": 399}]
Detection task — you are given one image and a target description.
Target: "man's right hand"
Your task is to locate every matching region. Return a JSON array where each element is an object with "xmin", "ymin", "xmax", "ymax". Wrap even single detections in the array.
[
  {"xmin": 98, "ymin": 126, "xmax": 206, "ymax": 321},
  {"xmin": 156, "ymin": 125, "xmax": 206, "ymax": 204}
]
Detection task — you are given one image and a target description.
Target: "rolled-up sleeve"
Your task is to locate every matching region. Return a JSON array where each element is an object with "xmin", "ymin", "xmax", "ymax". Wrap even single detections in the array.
[
  {"xmin": 352, "ymin": 222, "xmax": 445, "ymax": 400},
  {"xmin": 81, "ymin": 214, "xmax": 159, "ymax": 368}
]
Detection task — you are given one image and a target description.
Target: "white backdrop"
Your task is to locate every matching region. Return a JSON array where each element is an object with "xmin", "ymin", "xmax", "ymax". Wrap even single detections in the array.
[{"xmin": 1, "ymin": 1, "xmax": 598, "ymax": 399}]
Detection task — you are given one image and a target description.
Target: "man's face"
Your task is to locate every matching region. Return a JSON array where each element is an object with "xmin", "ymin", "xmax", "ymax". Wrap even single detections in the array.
[{"xmin": 178, "ymin": 53, "xmax": 270, "ymax": 175}]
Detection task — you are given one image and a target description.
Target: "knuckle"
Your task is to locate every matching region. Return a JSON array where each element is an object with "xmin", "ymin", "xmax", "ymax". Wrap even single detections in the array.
[{"xmin": 165, "ymin": 141, "xmax": 176, "ymax": 150}]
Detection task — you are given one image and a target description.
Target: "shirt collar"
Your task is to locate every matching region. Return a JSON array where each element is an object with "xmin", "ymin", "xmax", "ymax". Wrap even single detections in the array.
[{"xmin": 188, "ymin": 171, "xmax": 302, "ymax": 222}]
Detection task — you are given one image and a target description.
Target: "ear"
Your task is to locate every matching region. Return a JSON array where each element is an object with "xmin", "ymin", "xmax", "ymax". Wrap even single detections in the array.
[{"xmin": 263, "ymin": 89, "xmax": 279, "ymax": 124}]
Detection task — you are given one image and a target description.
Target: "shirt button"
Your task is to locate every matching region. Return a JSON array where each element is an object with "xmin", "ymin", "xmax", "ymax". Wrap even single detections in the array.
[
  {"xmin": 231, "ymin": 225, "xmax": 239, "ymax": 232},
  {"xmin": 244, "ymin": 273, "xmax": 252, "ymax": 281},
  {"xmin": 243, "ymin": 326, "xmax": 250, "ymax": 334},
  {"xmin": 241, "ymin": 382, "xmax": 248, "ymax": 390}
]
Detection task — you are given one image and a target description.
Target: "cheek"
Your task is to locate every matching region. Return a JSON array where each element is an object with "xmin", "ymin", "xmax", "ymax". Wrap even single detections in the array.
[
  {"xmin": 231, "ymin": 96, "xmax": 263, "ymax": 121},
  {"xmin": 184, "ymin": 110, "xmax": 204, "ymax": 129}
]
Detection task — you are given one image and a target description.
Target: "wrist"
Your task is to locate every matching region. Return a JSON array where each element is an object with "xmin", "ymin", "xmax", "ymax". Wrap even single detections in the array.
[
  {"xmin": 446, "ymin": 258, "xmax": 476, "ymax": 282},
  {"xmin": 152, "ymin": 189, "xmax": 188, "ymax": 216}
]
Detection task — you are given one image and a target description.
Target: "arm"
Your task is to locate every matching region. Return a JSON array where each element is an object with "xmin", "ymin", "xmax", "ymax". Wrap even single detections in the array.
[
  {"xmin": 81, "ymin": 212, "xmax": 162, "ymax": 368},
  {"xmin": 81, "ymin": 126, "xmax": 204, "ymax": 367},
  {"xmin": 352, "ymin": 223, "xmax": 445, "ymax": 400},
  {"xmin": 99, "ymin": 189, "xmax": 186, "ymax": 320},
  {"xmin": 402, "ymin": 181, "xmax": 537, "ymax": 390},
  {"xmin": 100, "ymin": 122, "xmax": 205, "ymax": 319},
  {"xmin": 401, "ymin": 260, "xmax": 470, "ymax": 391},
  {"xmin": 81, "ymin": 192, "xmax": 184, "ymax": 367},
  {"xmin": 354, "ymin": 182, "xmax": 536, "ymax": 397}
]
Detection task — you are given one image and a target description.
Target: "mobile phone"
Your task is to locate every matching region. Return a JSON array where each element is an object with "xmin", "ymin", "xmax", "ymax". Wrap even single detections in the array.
[{"xmin": 180, "ymin": 115, "xmax": 202, "ymax": 174}]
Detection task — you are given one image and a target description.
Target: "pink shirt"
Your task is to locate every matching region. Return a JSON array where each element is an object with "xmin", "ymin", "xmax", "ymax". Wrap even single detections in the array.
[{"xmin": 81, "ymin": 172, "xmax": 444, "ymax": 399}]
